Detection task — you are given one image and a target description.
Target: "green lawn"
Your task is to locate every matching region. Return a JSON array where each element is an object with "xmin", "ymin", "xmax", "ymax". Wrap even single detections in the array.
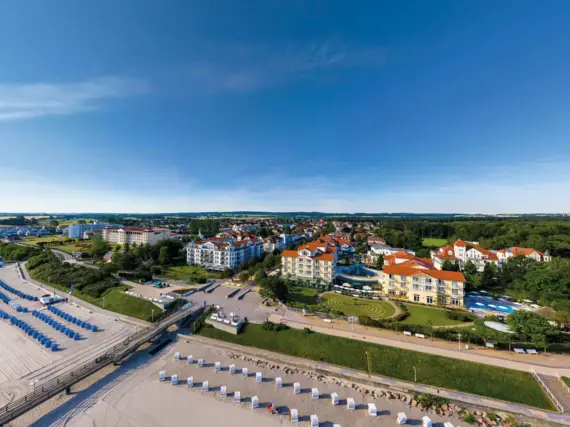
[
  {"xmin": 287, "ymin": 287, "xmax": 320, "ymax": 306},
  {"xmin": 422, "ymin": 238, "xmax": 448, "ymax": 248},
  {"xmin": 199, "ymin": 323, "xmax": 554, "ymax": 410},
  {"xmin": 321, "ymin": 293, "xmax": 396, "ymax": 319},
  {"xmin": 78, "ymin": 287, "xmax": 159, "ymax": 321},
  {"xmin": 28, "ymin": 270, "xmax": 158, "ymax": 322},
  {"xmin": 22, "ymin": 236, "xmax": 66, "ymax": 244},
  {"xmin": 399, "ymin": 304, "xmax": 465, "ymax": 326},
  {"xmin": 562, "ymin": 377, "xmax": 570, "ymax": 389},
  {"xmin": 157, "ymin": 265, "xmax": 220, "ymax": 283}
]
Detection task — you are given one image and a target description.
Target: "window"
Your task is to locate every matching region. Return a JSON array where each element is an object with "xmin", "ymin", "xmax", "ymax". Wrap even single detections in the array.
[
  {"xmin": 426, "ymin": 296, "xmax": 434, "ymax": 304},
  {"xmin": 413, "ymin": 294, "xmax": 420, "ymax": 302},
  {"xmin": 451, "ymin": 298, "xmax": 459, "ymax": 306}
]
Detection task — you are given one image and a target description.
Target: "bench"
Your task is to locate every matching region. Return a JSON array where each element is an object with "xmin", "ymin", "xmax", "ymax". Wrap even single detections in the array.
[
  {"xmin": 403, "ymin": 331, "xmax": 412, "ymax": 336},
  {"xmin": 415, "ymin": 333, "xmax": 426, "ymax": 339},
  {"xmin": 513, "ymin": 348, "xmax": 526, "ymax": 354}
]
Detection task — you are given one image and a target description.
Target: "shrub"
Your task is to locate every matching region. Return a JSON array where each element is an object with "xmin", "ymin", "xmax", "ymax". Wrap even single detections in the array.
[
  {"xmin": 261, "ymin": 321, "xmax": 290, "ymax": 332},
  {"xmin": 487, "ymin": 413, "xmax": 499, "ymax": 422},
  {"xmin": 303, "ymin": 327, "xmax": 313, "ymax": 334},
  {"xmin": 192, "ymin": 307, "xmax": 214, "ymax": 333},
  {"xmin": 463, "ymin": 414, "xmax": 476, "ymax": 424},
  {"xmin": 446, "ymin": 311, "xmax": 476, "ymax": 322}
]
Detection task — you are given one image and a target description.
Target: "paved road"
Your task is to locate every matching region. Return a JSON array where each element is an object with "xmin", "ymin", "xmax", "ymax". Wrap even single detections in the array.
[{"xmin": 271, "ymin": 312, "xmax": 570, "ymax": 377}]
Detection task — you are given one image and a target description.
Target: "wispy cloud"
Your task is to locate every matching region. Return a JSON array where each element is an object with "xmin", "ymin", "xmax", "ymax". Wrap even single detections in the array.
[
  {"xmin": 187, "ymin": 41, "xmax": 387, "ymax": 93},
  {"xmin": 0, "ymin": 77, "xmax": 150, "ymax": 121}
]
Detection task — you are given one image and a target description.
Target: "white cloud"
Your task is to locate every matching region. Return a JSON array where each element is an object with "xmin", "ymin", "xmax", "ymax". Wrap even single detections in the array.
[
  {"xmin": 187, "ymin": 41, "xmax": 387, "ymax": 93},
  {"xmin": 0, "ymin": 77, "xmax": 150, "ymax": 121}
]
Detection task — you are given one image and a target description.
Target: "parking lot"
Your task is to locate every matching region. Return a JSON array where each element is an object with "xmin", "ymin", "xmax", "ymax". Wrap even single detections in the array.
[
  {"xmin": 0, "ymin": 264, "xmax": 136, "ymax": 404},
  {"xmin": 188, "ymin": 283, "xmax": 278, "ymax": 323}
]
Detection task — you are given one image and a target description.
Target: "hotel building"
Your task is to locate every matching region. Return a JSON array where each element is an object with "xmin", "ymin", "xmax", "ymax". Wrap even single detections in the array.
[
  {"xmin": 281, "ymin": 240, "xmax": 337, "ymax": 283},
  {"xmin": 102, "ymin": 227, "xmax": 171, "ymax": 246},
  {"xmin": 381, "ymin": 265, "xmax": 465, "ymax": 307},
  {"xmin": 186, "ymin": 237, "xmax": 263, "ymax": 271}
]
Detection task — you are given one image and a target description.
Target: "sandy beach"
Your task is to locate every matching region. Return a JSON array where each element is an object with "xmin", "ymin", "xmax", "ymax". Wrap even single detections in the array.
[{"xmin": 19, "ymin": 336, "xmax": 462, "ymax": 427}]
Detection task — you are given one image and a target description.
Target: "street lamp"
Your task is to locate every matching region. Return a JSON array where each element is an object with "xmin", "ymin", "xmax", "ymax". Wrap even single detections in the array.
[
  {"xmin": 458, "ymin": 333, "xmax": 462, "ymax": 351},
  {"xmin": 413, "ymin": 366, "xmax": 417, "ymax": 382},
  {"xmin": 152, "ymin": 309, "xmax": 155, "ymax": 323},
  {"xmin": 103, "ymin": 296, "xmax": 106, "ymax": 310}
]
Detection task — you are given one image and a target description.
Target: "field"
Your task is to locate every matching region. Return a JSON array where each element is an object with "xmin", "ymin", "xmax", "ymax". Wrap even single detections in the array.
[
  {"xmin": 21, "ymin": 236, "xmax": 92, "ymax": 255},
  {"xmin": 321, "ymin": 293, "xmax": 395, "ymax": 319},
  {"xmin": 22, "ymin": 236, "xmax": 66, "ymax": 244},
  {"xmin": 157, "ymin": 265, "xmax": 221, "ymax": 283},
  {"xmin": 422, "ymin": 237, "xmax": 448, "ymax": 247},
  {"xmin": 0, "ymin": 215, "xmax": 50, "ymax": 220},
  {"xmin": 400, "ymin": 304, "xmax": 465, "ymax": 326},
  {"xmin": 199, "ymin": 323, "xmax": 555, "ymax": 410}
]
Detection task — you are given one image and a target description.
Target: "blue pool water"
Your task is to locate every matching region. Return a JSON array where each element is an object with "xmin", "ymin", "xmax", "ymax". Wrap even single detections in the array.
[{"xmin": 464, "ymin": 295, "xmax": 517, "ymax": 314}]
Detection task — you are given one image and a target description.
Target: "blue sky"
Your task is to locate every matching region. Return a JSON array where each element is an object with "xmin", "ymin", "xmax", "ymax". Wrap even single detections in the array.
[{"xmin": 1, "ymin": 1, "xmax": 570, "ymax": 213}]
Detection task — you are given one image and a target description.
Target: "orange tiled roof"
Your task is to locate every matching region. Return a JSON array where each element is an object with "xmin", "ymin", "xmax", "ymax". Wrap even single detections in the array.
[{"xmin": 383, "ymin": 265, "xmax": 465, "ymax": 281}]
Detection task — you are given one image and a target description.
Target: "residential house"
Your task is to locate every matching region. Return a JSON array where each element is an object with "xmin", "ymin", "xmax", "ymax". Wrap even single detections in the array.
[
  {"xmin": 366, "ymin": 244, "xmax": 415, "ymax": 264},
  {"xmin": 263, "ymin": 235, "xmax": 285, "ymax": 253},
  {"xmin": 431, "ymin": 240, "xmax": 498, "ymax": 272},
  {"xmin": 497, "ymin": 247, "xmax": 552, "ymax": 264}
]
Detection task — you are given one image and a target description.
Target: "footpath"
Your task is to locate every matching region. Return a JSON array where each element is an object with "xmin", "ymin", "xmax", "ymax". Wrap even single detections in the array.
[{"xmin": 272, "ymin": 312, "xmax": 570, "ymax": 376}]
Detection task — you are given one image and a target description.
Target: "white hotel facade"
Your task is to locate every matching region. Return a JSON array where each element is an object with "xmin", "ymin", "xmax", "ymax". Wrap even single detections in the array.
[
  {"xmin": 186, "ymin": 237, "xmax": 264, "ymax": 271},
  {"xmin": 102, "ymin": 227, "xmax": 171, "ymax": 246}
]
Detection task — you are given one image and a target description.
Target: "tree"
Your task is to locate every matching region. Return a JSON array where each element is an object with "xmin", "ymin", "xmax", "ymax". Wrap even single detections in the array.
[
  {"xmin": 77, "ymin": 219, "xmax": 86, "ymax": 224},
  {"xmin": 463, "ymin": 260, "xmax": 477, "ymax": 276},
  {"xmin": 374, "ymin": 254, "xmax": 384, "ymax": 270},
  {"xmin": 89, "ymin": 237, "xmax": 110, "ymax": 260},
  {"xmin": 238, "ymin": 272, "xmax": 249, "ymax": 282},
  {"xmin": 479, "ymin": 262, "xmax": 497, "ymax": 289},
  {"xmin": 254, "ymin": 269, "xmax": 267, "ymax": 283},
  {"xmin": 49, "ymin": 219, "xmax": 59, "ymax": 227},
  {"xmin": 158, "ymin": 246, "xmax": 170, "ymax": 265},
  {"xmin": 258, "ymin": 276, "xmax": 289, "ymax": 300},
  {"xmin": 442, "ymin": 259, "xmax": 460, "ymax": 272},
  {"xmin": 323, "ymin": 221, "xmax": 335, "ymax": 235},
  {"xmin": 507, "ymin": 311, "xmax": 559, "ymax": 342}
]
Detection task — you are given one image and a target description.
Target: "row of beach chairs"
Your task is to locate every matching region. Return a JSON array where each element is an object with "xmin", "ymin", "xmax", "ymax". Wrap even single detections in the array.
[{"xmin": 165, "ymin": 355, "xmax": 459, "ymax": 426}]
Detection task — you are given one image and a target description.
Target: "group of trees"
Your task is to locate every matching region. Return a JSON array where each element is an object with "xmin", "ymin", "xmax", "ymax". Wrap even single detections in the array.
[
  {"xmin": 236, "ymin": 253, "xmax": 281, "ymax": 282},
  {"xmin": 110, "ymin": 239, "xmax": 185, "ymax": 276},
  {"xmin": 188, "ymin": 219, "xmax": 219, "ymax": 237},
  {"xmin": 0, "ymin": 243, "xmax": 41, "ymax": 261},
  {"xmin": 462, "ymin": 255, "xmax": 570, "ymax": 306},
  {"xmin": 0, "ymin": 215, "xmax": 38, "ymax": 226},
  {"xmin": 373, "ymin": 217, "xmax": 570, "ymax": 258},
  {"xmin": 27, "ymin": 252, "xmax": 120, "ymax": 298}
]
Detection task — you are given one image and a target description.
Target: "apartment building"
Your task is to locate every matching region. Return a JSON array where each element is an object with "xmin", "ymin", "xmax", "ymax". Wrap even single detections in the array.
[
  {"xmin": 497, "ymin": 247, "xmax": 552, "ymax": 263},
  {"xmin": 381, "ymin": 265, "xmax": 465, "ymax": 307},
  {"xmin": 186, "ymin": 237, "xmax": 263, "ymax": 271},
  {"xmin": 102, "ymin": 227, "xmax": 171, "ymax": 246},
  {"xmin": 432, "ymin": 240, "xmax": 499, "ymax": 272},
  {"xmin": 281, "ymin": 240, "xmax": 337, "ymax": 283}
]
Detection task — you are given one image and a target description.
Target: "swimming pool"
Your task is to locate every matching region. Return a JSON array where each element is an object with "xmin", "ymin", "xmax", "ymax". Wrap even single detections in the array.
[{"xmin": 464, "ymin": 295, "xmax": 517, "ymax": 314}]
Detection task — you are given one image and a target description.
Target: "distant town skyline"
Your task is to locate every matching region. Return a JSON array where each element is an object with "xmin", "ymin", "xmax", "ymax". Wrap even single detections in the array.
[{"xmin": 1, "ymin": 1, "xmax": 570, "ymax": 213}]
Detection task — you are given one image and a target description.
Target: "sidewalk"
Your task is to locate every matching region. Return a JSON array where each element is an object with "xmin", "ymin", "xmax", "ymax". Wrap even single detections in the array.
[{"xmin": 271, "ymin": 312, "xmax": 570, "ymax": 376}]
